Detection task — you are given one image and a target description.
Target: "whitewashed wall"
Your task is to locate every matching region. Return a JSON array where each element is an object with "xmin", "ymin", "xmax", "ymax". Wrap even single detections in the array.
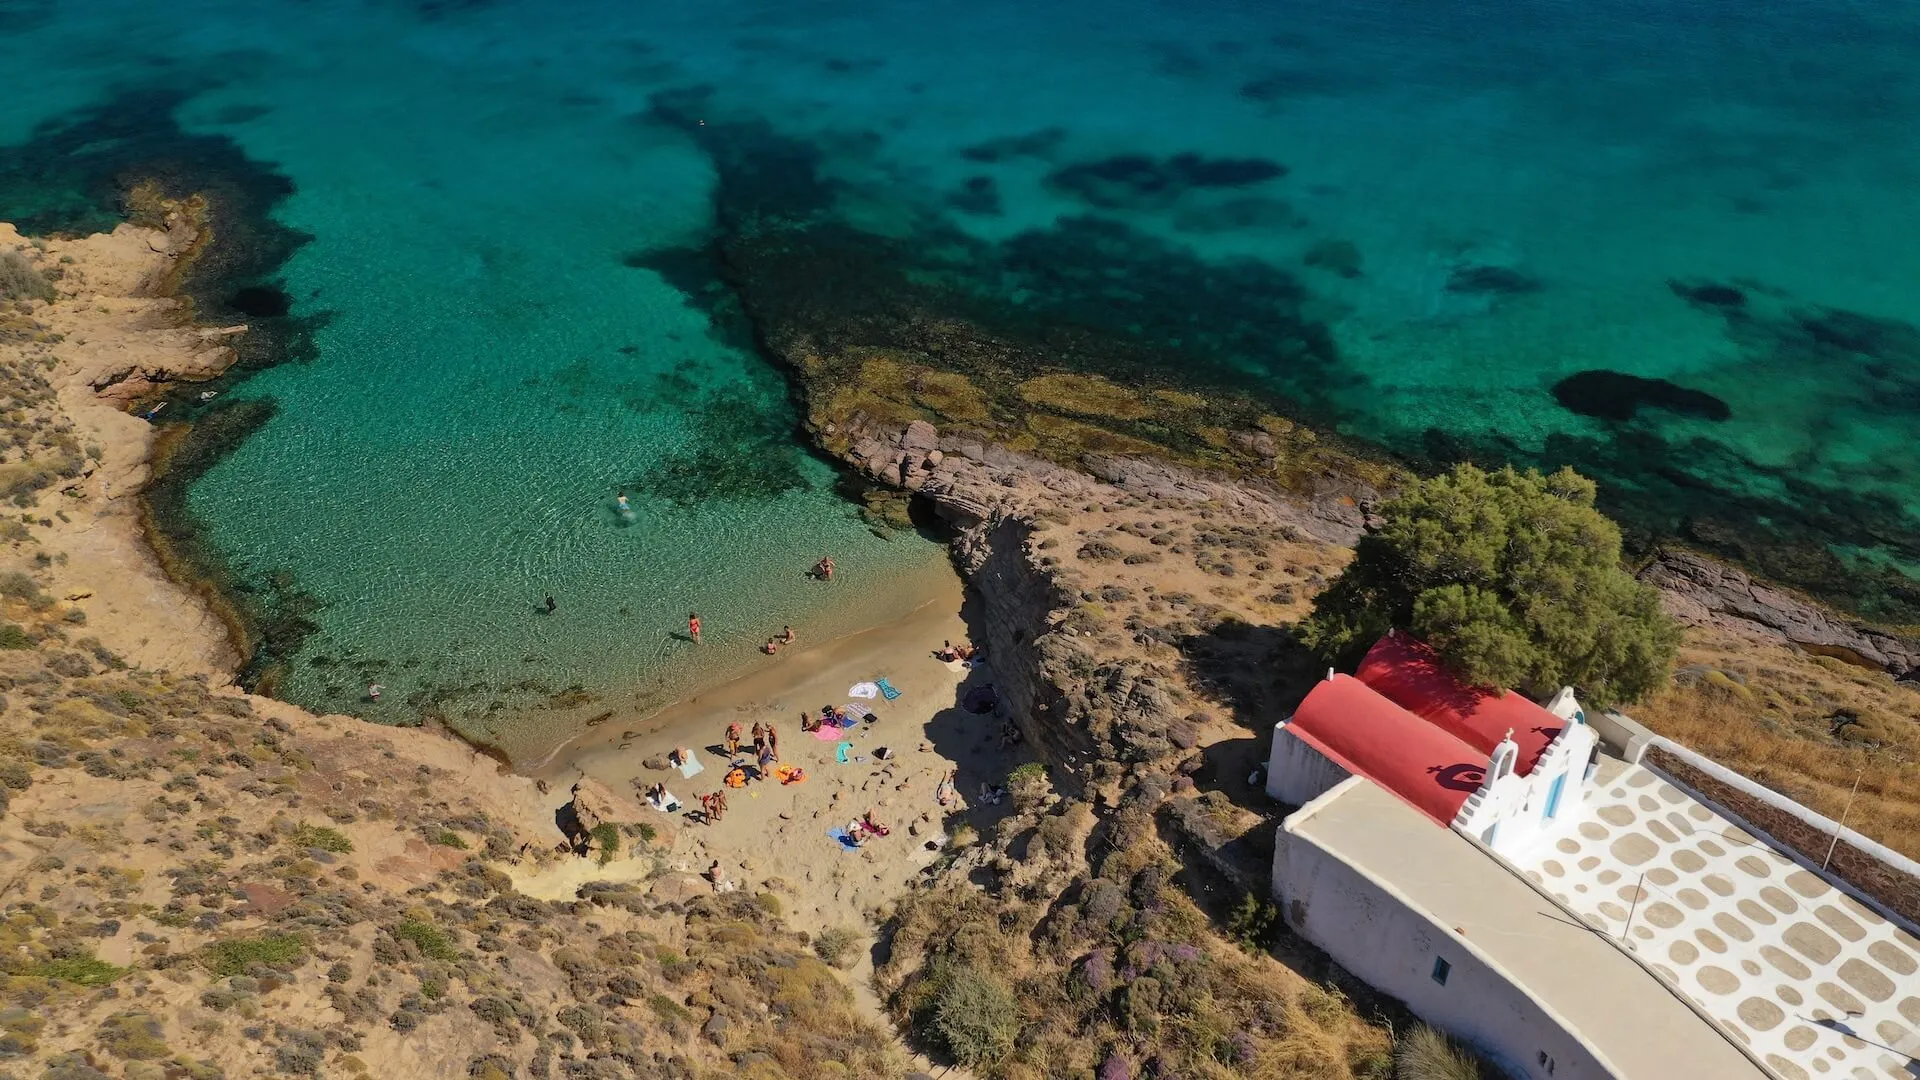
[
  {"xmin": 1451, "ymin": 721, "xmax": 1598, "ymax": 860},
  {"xmin": 1274, "ymin": 787, "xmax": 1611, "ymax": 1080},
  {"xmin": 1265, "ymin": 727, "xmax": 1351, "ymax": 807}
]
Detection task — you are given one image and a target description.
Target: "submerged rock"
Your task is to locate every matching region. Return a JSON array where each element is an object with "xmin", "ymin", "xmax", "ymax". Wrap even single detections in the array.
[{"xmin": 1551, "ymin": 369, "xmax": 1731, "ymax": 423}]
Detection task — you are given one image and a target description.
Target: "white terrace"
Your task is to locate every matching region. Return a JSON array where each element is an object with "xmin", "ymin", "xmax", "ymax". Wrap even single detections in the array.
[{"xmin": 1516, "ymin": 760, "xmax": 1920, "ymax": 1080}]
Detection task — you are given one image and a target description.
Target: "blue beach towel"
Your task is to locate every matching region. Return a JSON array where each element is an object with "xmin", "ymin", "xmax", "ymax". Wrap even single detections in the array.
[
  {"xmin": 876, "ymin": 677, "xmax": 901, "ymax": 701},
  {"xmin": 827, "ymin": 827, "xmax": 859, "ymax": 851},
  {"xmin": 836, "ymin": 741, "xmax": 852, "ymax": 764}
]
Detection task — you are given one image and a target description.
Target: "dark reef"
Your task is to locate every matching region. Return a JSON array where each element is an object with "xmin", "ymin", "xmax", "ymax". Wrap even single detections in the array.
[
  {"xmin": 642, "ymin": 90, "xmax": 1920, "ymax": 624},
  {"xmin": 959, "ymin": 127, "xmax": 1067, "ymax": 163},
  {"xmin": 1445, "ymin": 263, "xmax": 1541, "ymax": 296},
  {"xmin": 1551, "ymin": 370, "xmax": 1732, "ymax": 423},
  {"xmin": 1669, "ymin": 280, "xmax": 1747, "ymax": 310},
  {"xmin": 229, "ymin": 284, "xmax": 293, "ymax": 318},
  {"xmin": 1044, "ymin": 152, "xmax": 1288, "ymax": 211},
  {"xmin": 947, "ymin": 175, "xmax": 1003, "ymax": 216}
]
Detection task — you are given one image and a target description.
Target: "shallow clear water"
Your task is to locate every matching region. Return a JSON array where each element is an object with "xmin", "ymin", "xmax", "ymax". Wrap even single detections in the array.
[{"xmin": 3, "ymin": 0, "xmax": 1919, "ymax": 743}]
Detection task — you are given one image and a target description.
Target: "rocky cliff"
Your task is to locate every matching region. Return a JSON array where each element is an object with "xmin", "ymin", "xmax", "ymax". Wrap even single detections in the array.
[{"xmin": 1643, "ymin": 549, "xmax": 1920, "ymax": 679}]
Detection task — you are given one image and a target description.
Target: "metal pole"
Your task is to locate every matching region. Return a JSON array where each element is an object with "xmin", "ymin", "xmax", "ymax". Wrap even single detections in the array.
[
  {"xmin": 1620, "ymin": 870, "xmax": 1646, "ymax": 946},
  {"xmin": 1822, "ymin": 770, "xmax": 1864, "ymax": 872}
]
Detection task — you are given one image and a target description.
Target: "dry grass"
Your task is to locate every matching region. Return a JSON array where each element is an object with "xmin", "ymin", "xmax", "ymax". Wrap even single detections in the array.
[
  {"xmin": 1628, "ymin": 627, "xmax": 1920, "ymax": 860},
  {"xmin": 1392, "ymin": 1025, "xmax": 1487, "ymax": 1080},
  {"xmin": 0, "ymin": 249, "xmax": 54, "ymax": 303}
]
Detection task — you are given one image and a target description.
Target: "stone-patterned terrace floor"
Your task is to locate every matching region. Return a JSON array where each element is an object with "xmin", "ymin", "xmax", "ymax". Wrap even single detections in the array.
[{"xmin": 1519, "ymin": 763, "xmax": 1920, "ymax": 1080}]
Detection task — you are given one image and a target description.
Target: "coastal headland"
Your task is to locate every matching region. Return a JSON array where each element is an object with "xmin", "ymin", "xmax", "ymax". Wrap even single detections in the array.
[{"xmin": 6, "ymin": 165, "xmax": 1920, "ymax": 1079}]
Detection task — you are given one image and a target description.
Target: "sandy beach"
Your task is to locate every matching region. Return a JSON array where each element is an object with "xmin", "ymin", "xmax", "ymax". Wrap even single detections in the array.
[{"xmin": 527, "ymin": 568, "xmax": 1028, "ymax": 941}]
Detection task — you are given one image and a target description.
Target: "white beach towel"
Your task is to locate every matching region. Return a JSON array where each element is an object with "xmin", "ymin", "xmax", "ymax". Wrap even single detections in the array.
[
  {"xmin": 676, "ymin": 750, "xmax": 704, "ymax": 779},
  {"xmin": 649, "ymin": 790, "xmax": 682, "ymax": 813},
  {"xmin": 848, "ymin": 681, "xmax": 880, "ymax": 699}
]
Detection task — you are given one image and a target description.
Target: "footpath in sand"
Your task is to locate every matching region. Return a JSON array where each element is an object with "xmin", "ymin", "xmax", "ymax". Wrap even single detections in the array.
[{"xmin": 530, "ymin": 581, "xmax": 1027, "ymax": 936}]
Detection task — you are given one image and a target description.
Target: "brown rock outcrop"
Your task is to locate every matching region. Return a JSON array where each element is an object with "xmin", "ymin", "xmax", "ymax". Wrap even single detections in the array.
[
  {"xmin": 561, "ymin": 777, "xmax": 640, "ymax": 854},
  {"xmin": 1640, "ymin": 549, "xmax": 1920, "ymax": 678}
]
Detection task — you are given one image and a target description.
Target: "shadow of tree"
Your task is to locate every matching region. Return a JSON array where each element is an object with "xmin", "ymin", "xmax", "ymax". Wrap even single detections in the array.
[{"xmin": 1175, "ymin": 617, "xmax": 1324, "ymax": 738}]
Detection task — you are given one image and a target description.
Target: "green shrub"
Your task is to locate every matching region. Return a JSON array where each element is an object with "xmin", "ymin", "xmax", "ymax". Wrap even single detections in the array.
[
  {"xmin": 0, "ymin": 250, "xmax": 53, "ymax": 303},
  {"xmin": 589, "ymin": 822, "xmax": 619, "ymax": 866},
  {"xmin": 932, "ymin": 966, "xmax": 1018, "ymax": 1068},
  {"xmin": 647, "ymin": 993, "xmax": 690, "ymax": 1023},
  {"xmin": 428, "ymin": 829, "xmax": 467, "ymax": 849},
  {"xmin": 753, "ymin": 892, "xmax": 782, "ymax": 917},
  {"xmin": 1395, "ymin": 1025, "xmax": 1487, "ymax": 1080},
  {"xmin": 291, "ymin": 823, "xmax": 353, "ymax": 853},
  {"xmin": 28, "ymin": 952, "xmax": 124, "ymax": 986},
  {"xmin": 96, "ymin": 1010, "xmax": 169, "ymax": 1060},
  {"xmin": 1226, "ymin": 893, "xmax": 1280, "ymax": 953},
  {"xmin": 0, "ymin": 571, "xmax": 47, "ymax": 605},
  {"xmin": 1299, "ymin": 463, "xmax": 1678, "ymax": 705},
  {"xmin": 812, "ymin": 926, "xmax": 859, "ymax": 968},
  {"xmin": 394, "ymin": 919, "xmax": 457, "ymax": 961},
  {"xmin": 201, "ymin": 933, "xmax": 305, "ymax": 976},
  {"xmin": 1008, "ymin": 761, "xmax": 1050, "ymax": 807},
  {"xmin": 0, "ymin": 624, "xmax": 29, "ymax": 649}
]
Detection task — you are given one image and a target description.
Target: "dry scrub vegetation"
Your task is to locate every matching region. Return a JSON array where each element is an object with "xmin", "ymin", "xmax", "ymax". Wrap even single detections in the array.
[
  {"xmin": 0, "ymin": 571, "xmax": 904, "ymax": 1079},
  {"xmin": 878, "ymin": 790, "xmax": 1395, "ymax": 1079},
  {"xmin": 1629, "ymin": 626, "xmax": 1920, "ymax": 860},
  {"xmin": 873, "ymin": 491, "xmax": 1471, "ymax": 1079}
]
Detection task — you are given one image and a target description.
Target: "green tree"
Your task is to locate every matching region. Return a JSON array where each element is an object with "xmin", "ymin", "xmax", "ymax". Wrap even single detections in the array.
[{"xmin": 1300, "ymin": 464, "xmax": 1677, "ymax": 705}]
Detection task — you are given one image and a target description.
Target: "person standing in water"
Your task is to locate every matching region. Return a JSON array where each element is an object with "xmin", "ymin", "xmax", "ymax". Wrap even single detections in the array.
[
  {"xmin": 545, "ymin": 595, "xmax": 557, "ymax": 615},
  {"xmin": 616, "ymin": 491, "xmax": 630, "ymax": 513},
  {"xmin": 367, "ymin": 684, "xmax": 383, "ymax": 702},
  {"xmin": 688, "ymin": 611, "xmax": 701, "ymax": 643},
  {"xmin": 782, "ymin": 625, "xmax": 796, "ymax": 644}
]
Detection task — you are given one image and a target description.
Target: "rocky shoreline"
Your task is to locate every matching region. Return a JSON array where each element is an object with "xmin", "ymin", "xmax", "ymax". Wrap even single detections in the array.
[{"xmin": 805, "ymin": 405, "xmax": 1920, "ymax": 783}]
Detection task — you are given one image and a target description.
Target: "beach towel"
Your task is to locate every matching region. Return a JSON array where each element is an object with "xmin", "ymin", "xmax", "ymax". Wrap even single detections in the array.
[
  {"xmin": 827, "ymin": 827, "xmax": 859, "ymax": 851},
  {"xmin": 942, "ymin": 658, "xmax": 968, "ymax": 673},
  {"xmin": 848, "ymin": 681, "xmax": 880, "ymax": 700},
  {"xmin": 649, "ymin": 790, "xmax": 682, "ymax": 813},
  {"xmin": 774, "ymin": 763, "xmax": 806, "ymax": 785},
  {"xmin": 840, "ymin": 706, "xmax": 869, "ymax": 727},
  {"xmin": 675, "ymin": 750, "xmax": 704, "ymax": 780},
  {"xmin": 811, "ymin": 723, "xmax": 842, "ymax": 742},
  {"xmin": 876, "ymin": 677, "xmax": 901, "ymax": 701},
  {"xmin": 836, "ymin": 742, "xmax": 852, "ymax": 764}
]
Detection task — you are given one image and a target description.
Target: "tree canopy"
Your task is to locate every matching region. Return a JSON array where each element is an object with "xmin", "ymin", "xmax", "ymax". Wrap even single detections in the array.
[{"xmin": 1299, "ymin": 463, "xmax": 1679, "ymax": 705}]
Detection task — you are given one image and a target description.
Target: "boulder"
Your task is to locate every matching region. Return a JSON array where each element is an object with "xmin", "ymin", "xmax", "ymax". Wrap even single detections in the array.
[
  {"xmin": 648, "ymin": 872, "xmax": 710, "ymax": 905},
  {"xmin": 562, "ymin": 778, "xmax": 639, "ymax": 853},
  {"xmin": 899, "ymin": 419, "xmax": 939, "ymax": 454}
]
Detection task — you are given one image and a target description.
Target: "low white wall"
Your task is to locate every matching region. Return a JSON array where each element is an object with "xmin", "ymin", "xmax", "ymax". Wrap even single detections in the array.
[
  {"xmin": 1587, "ymin": 710, "xmax": 1656, "ymax": 763},
  {"xmin": 1274, "ymin": 809, "xmax": 1606, "ymax": 1080}
]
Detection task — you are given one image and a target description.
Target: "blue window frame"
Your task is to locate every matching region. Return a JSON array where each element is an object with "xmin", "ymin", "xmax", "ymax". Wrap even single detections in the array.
[{"xmin": 1431, "ymin": 956, "xmax": 1451, "ymax": 986}]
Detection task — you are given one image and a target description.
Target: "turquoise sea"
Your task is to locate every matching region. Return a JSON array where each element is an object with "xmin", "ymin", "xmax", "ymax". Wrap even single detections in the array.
[{"xmin": 4, "ymin": 0, "xmax": 1919, "ymax": 749}]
